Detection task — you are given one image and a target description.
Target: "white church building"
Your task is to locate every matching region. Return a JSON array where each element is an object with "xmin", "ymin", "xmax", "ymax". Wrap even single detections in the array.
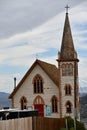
[{"xmin": 9, "ymin": 11, "xmax": 80, "ymax": 119}]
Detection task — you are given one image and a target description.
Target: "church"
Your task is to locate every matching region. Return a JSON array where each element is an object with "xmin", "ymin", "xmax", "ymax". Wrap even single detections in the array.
[{"xmin": 9, "ymin": 9, "xmax": 80, "ymax": 119}]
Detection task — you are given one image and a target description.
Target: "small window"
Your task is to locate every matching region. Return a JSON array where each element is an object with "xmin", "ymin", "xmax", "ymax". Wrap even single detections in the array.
[
  {"xmin": 33, "ymin": 74, "xmax": 44, "ymax": 94},
  {"xmin": 65, "ymin": 64, "xmax": 69, "ymax": 76},
  {"xmin": 20, "ymin": 96, "xmax": 27, "ymax": 110},
  {"xmin": 62, "ymin": 64, "xmax": 66, "ymax": 76},
  {"xmin": 68, "ymin": 64, "xmax": 73, "ymax": 76},
  {"xmin": 51, "ymin": 96, "xmax": 58, "ymax": 113},
  {"xmin": 65, "ymin": 84, "xmax": 71, "ymax": 95},
  {"xmin": 66, "ymin": 101, "xmax": 72, "ymax": 113}
]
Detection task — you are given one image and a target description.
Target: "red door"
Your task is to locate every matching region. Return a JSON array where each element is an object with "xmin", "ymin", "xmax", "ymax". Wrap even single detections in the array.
[{"xmin": 34, "ymin": 104, "xmax": 44, "ymax": 117}]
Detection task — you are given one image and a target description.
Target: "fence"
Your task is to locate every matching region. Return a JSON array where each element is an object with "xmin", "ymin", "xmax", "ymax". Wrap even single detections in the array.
[
  {"xmin": 0, "ymin": 117, "xmax": 32, "ymax": 130},
  {"xmin": 33, "ymin": 117, "xmax": 65, "ymax": 130},
  {"xmin": 0, "ymin": 117, "xmax": 65, "ymax": 130}
]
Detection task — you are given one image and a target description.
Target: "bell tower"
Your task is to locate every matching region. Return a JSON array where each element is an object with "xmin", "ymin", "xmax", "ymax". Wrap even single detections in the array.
[{"xmin": 57, "ymin": 6, "xmax": 80, "ymax": 119}]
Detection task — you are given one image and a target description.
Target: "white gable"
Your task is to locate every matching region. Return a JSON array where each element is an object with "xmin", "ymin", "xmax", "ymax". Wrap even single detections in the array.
[{"xmin": 13, "ymin": 64, "xmax": 59, "ymax": 117}]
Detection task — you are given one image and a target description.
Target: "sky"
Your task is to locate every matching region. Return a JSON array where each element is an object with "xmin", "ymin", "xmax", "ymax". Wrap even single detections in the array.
[{"xmin": 0, "ymin": 0, "xmax": 87, "ymax": 93}]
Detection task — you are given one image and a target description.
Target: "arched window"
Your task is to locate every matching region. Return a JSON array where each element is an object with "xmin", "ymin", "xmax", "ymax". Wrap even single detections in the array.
[
  {"xmin": 33, "ymin": 74, "xmax": 44, "ymax": 94},
  {"xmin": 34, "ymin": 95, "xmax": 44, "ymax": 105},
  {"xmin": 62, "ymin": 63, "xmax": 73, "ymax": 76},
  {"xmin": 62, "ymin": 64, "xmax": 66, "ymax": 76},
  {"xmin": 65, "ymin": 64, "xmax": 69, "ymax": 76},
  {"xmin": 20, "ymin": 96, "xmax": 27, "ymax": 110},
  {"xmin": 51, "ymin": 96, "xmax": 58, "ymax": 113},
  {"xmin": 66, "ymin": 101, "xmax": 72, "ymax": 113},
  {"xmin": 65, "ymin": 84, "xmax": 72, "ymax": 95},
  {"xmin": 68, "ymin": 64, "xmax": 73, "ymax": 76}
]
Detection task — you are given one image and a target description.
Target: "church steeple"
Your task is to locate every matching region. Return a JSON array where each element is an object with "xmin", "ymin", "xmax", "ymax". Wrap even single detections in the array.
[
  {"xmin": 57, "ymin": 8, "xmax": 80, "ymax": 119},
  {"xmin": 58, "ymin": 9, "xmax": 77, "ymax": 61}
]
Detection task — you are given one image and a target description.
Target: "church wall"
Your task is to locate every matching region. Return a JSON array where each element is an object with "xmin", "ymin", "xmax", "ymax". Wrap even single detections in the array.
[
  {"xmin": 60, "ymin": 62, "xmax": 75, "ymax": 118},
  {"xmin": 13, "ymin": 64, "xmax": 60, "ymax": 118}
]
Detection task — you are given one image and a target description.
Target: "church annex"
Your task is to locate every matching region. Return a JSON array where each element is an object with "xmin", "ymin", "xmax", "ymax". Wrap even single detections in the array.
[{"xmin": 9, "ymin": 11, "xmax": 80, "ymax": 119}]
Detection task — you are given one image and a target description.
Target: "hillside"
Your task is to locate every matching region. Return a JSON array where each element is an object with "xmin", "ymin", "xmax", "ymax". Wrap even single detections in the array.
[
  {"xmin": 80, "ymin": 94, "xmax": 87, "ymax": 104},
  {"xmin": 80, "ymin": 94, "xmax": 87, "ymax": 119},
  {"xmin": 0, "ymin": 92, "xmax": 11, "ymax": 109}
]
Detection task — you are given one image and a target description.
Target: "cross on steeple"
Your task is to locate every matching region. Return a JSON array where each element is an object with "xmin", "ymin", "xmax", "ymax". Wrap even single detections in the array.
[
  {"xmin": 65, "ymin": 5, "xmax": 70, "ymax": 13},
  {"xmin": 36, "ymin": 54, "xmax": 38, "ymax": 59}
]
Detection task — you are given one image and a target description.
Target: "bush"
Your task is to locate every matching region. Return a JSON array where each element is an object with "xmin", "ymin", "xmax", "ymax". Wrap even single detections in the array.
[
  {"xmin": 70, "ymin": 127, "xmax": 74, "ymax": 130},
  {"xmin": 65, "ymin": 117, "xmax": 86, "ymax": 130},
  {"xmin": 60, "ymin": 128, "xmax": 67, "ymax": 130}
]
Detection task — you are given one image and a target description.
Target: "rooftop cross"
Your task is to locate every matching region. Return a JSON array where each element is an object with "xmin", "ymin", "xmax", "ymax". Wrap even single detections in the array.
[
  {"xmin": 36, "ymin": 54, "xmax": 38, "ymax": 59},
  {"xmin": 65, "ymin": 5, "xmax": 70, "ymax": 13}
]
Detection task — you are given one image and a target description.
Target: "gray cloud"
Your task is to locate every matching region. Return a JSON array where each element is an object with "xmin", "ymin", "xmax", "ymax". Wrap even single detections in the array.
[
  {"xmin": 0, "ymin": 0, "xmax": 85, "ymax": 39},
  {"xmin": 0, "ymin": 0, "xmax": 86, "ymax": 92}
]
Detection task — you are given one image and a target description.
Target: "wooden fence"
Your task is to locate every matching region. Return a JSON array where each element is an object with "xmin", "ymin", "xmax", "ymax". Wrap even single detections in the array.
[
  {"xmin": 0, "ymin": 117, "xmax": 65, "ymax": 130},
  {"xmin": 33, "ymin": 117, "xmax": 65, "ymax": 130},
  {"xmin": 0, "ymin": 117, "xmax": 32, "ymax": 130}
]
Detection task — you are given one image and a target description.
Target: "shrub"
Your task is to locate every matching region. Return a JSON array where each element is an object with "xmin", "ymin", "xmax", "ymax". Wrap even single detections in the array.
[
  {"xmin": 60, "ymin": 128, "xmax": 67, "ymax": 130},
  {"xmin": 70, "ymin": 127, "xmax": 74, "ymax": 130},
  {"xmin": 65, "ymin": 117, "xmax": 86, "ymax": 130}
]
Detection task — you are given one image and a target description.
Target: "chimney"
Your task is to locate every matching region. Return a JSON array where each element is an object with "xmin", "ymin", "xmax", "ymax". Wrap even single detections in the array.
[{"xmin": 14, "ymin": 77, "xmax": 16, "ymax": 89}]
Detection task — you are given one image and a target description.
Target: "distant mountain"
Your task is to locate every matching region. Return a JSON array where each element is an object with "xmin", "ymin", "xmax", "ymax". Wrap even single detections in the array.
[
  {"xmin": 0, "ymin": 92, "xmax": 11, "ymax": 109},
  {"xmin": 79, "ymin": 92, "xmax": 87, "ymax": 97},
  {"xmin": 80, "ymin": 94, "xmax": 87, "ymax": 105},
  {"xmin": 79, "ymin": 93, "xmax": 87, "ymax": 119},
  {"xmin": 79, "ymin": 87, "xmax": 87, "ymax": 95}
]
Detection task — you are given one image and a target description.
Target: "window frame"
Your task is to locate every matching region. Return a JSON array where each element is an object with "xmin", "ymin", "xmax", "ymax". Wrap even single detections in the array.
[
  {"xmin": 51, "ymin": 96, "xmax": 58, "ymax": 113},
  {"xmin": 65, "ymin": 101, "xmax": 72, "ymax": 113},
  {"xmin": 64, "ymin": 84, "xmax": 72, "ymax": 96},
  {"xmin": 20, "ymin": 96, "xmax": 27, "ymax": 110},
  {"xmin": 33, "ymin": 74, "xmax": 44, "ymax": 94}
]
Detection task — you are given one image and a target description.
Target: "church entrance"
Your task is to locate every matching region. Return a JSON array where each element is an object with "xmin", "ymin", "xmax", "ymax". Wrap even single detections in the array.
[
  {"xmin": 34, "ymin": 96, "xmax": 44, "ymax": 117},
  {"xmin": 34, "ymin": 104, "xmax": 44, "ymax": 117}
]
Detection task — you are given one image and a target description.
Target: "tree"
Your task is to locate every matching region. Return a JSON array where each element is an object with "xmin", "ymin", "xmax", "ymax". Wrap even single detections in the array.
[{"xmin": 66, "ymin": 117, "xmax": 86, "ymax": 130}]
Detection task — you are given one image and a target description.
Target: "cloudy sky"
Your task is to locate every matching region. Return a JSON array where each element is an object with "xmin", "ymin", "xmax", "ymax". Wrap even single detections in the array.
[{"xmin": 0, "ymin": 0, "xmax": 87, "ymax": 93}]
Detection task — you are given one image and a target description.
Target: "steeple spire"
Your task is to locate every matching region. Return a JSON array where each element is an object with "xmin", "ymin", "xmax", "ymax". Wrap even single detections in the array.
[
  {"xmin": 59, "ymin": 7, "xmax": 77, "ymax": 61},
  {"xmin": 65, "ymin": 4, "xmax": 70, "ymax": 14}
]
